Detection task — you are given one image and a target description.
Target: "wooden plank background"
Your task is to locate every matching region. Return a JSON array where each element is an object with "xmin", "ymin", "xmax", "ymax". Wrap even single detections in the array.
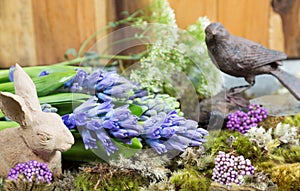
[{"xmin": 0, "ymin": 0, "xmax": 299, "ymax": 68}]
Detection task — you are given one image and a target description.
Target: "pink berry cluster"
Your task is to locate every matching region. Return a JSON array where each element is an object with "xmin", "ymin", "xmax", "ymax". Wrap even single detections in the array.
[
  {"xmin": 7, "ymin": 160, "xmax": 52, "ymax": 183},
  {"xmin": 212, "ymin": 151, "xmax": 255, "ymax": 186},
  {"xmin": 226, "ymin": 104, "xmax": 267, "ymax": 134}
]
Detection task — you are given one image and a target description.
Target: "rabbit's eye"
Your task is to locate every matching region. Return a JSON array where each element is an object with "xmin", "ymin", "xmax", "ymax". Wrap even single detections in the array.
[{"xmin": 38, "ymin": 133, "xmax": 50, "ymax": 141}]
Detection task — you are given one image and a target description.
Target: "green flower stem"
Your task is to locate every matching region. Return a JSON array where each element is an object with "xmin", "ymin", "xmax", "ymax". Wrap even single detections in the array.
[
  {"xmin": 56, "ymin": 53, "xmax": 145, "ymax": 66},
  {"xmin": 54, "ymin": 57, "xmax": 84, "ymax": 66}
]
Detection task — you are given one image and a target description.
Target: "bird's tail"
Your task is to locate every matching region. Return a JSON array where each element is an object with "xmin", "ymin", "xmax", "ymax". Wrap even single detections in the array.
[{"xmin": 270, "ymin": 68, "xmax": 300, "ymax": 100}]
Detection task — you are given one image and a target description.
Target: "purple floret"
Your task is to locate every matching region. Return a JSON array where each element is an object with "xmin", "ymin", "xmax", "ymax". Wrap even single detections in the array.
[
  {"xmin": 7, "ymin": 160, "xmax": 53, "ymax": 184},
  {"xmin": 226, "ymin": 104, "xmax": 268, "ymax": 134},
  {"xmin": 212, "ymin": 151, "xmax": 255, "ymax": 186}
]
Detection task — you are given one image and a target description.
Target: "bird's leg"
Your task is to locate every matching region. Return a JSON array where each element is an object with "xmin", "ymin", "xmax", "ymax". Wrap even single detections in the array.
[
  {"xmin": 225, "ymin": 85, "xmax": 251, "ymax": 108},
  {"xmin": 228, "ymin": 84, "xmax": 251, "ymax": 96}
]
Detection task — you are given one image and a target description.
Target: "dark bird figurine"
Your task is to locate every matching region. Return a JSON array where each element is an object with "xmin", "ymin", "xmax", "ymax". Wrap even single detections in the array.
[{"xmin": 205, "ymin": 22, "xmax": 300, "ymax": 101}]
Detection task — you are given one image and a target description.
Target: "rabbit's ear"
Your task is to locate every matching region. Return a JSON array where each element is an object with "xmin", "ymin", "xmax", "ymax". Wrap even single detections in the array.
[
  {"xmin": 14, "ymin": 64, "xmax": 41, "ymax": 111},
  {"xmin": 0, "ymin": 92, "xmax": 32, "ymax": 126}
]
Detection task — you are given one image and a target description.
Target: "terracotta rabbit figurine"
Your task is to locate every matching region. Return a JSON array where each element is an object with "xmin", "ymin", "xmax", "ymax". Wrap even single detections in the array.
[{"xmin": 0, "ymin": 64, "xmax": 74, "ymax": 177}]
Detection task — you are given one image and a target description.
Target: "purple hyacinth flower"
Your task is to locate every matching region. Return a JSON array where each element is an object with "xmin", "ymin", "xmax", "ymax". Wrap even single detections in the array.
[
  {"xmin": 165, "ymin": 134, "xmax": 189, "ymax": 152},
  {"xmin": 160, "ymin": 127, "xmax": 176, "ymax": 139},
  {"xmin": 119, "ymin": 117, "xmax": 142, "ymax": 132},
  {"xmin": 107, "ymin": 106, "xmax": 131, "ymax": 120},
  {"xmin": 74, "ymin": 96, "xmax": 99, "ymax": 113},
  {"xmin": 80, "ymin": 128, "xmax": 97, "ymax": 150},
  {"xmin": 9, "ymin": 66, "xmax": 15, "ymax": 82},
  {"xmin": 86, "ymin": 101, "xmax": 114, "ymax": 117},
  {"xmin": 145, "ymin": 139, "xmax": 167, "ymax": 154},
  {"xmin": 67, "ymin": 69, "xmax": 136, "ymax": 100},
  {"xmin": 96, "ymin": 72, "xmax": 116, "ymax": 87},
  {"xmin": 73, "ymin": 112, "xmax": 87, "ymax": 126},
  {"xmin": 94, "ymin": 128, "xmax": 118, "ymax": 156},
  {"xmin": 74, "ymin": 69, "xmax": 88, "ymax": 86},
  {"xmin": 85, "ymin": 119, "xmax": 103, "ymax": 131},
  {"xmin": 84, "ymin": 70, "xmax": 103, "ymax": 90},
  {"xmin": 110, "ymin": 129, "xmax": 139, "ymax": 139},
  {"xmin": 62, "ymin": 114, "xmax": 76, "ymax": 130},
  {"xmin": 39, "ymin": 70, "xmax": 49, "ymax": 77},
  {"xmin": 102, "ymin": 120, "xmax": 120, "ymax": 131},
  {"xmin": 142, "ymin": 112, "xmax": 166, "ymax": 139},
  {"xmin": 97, "ymin": 92, "xmax": 113, "ymax": 102},
  {"xmin": 104, "ymin": 84, "xmax": 134, "ymax": 98},
  {"xmin": 142, "ymin": 111, "xmax": 209, "ymax": 154}
]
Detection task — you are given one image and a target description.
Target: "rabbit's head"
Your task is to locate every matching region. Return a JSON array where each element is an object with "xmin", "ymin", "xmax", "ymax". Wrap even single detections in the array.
[{"xmin": 0, "ymin": 64, "xmax": 74, "ymax": 156}]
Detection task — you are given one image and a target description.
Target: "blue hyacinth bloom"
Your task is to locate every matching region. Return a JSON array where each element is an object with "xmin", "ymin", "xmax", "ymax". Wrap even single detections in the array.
[
  {"xmin": 62, "ymin": 114, "xmax": 76, "ymax": 130},
  {"xmin": 62, "ymin": 94, "xmax": 143, "ymax": 155},
  {"xmin": 66, "ymin": 69, "xmax": 136, "ymax": 101},
  {"xmin": 9, "ymin": 66, "xmax": 15, "ymax": 82},
  {"xmin": 39, "ymin": 70, "xmax": 50, "ymax": 77},
  {"xmin": 142, "ymin": 111, "xmax": 208, "ymax": 154},
  {"xmin": 102, "ymin": 105, "xmax": 142, "ymax": 144}
]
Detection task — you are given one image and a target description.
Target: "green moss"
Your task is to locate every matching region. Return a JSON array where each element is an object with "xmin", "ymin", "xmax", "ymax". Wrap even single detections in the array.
[
  {"xmin": 274, "ymin": 145, "xmax": 300, "ymax": 163},
  {"xmin": 270, "ymin": 163, "xmax": 300, "ymax": 191},
  {"xmin": 170, "ymin": 168, "xmax": 211, "ymax": 191},
  {"xmin": 140, "ymin": 180, "xmax": 175, "ymax": 191},
  {"xmin": 2, "ymin": 176, "xmax": 54, "ymax": 191},
  {"xmin": 283, "ymin": 114, "xmax": 300, "ymax": 128},
  {"xmin": 205, "ymin": 130, "xmax": 266, "ymax": 164},
  {"xmin": 255, "ymin": 160, "xmax": 277, "ymax": 173},
  {"xmin": 75, "ymin": 163, "xmax": 149, "ymax": 191},
  {"xmin": 258, "ymin": 116, "xmax": 285, "ymax": 130}
]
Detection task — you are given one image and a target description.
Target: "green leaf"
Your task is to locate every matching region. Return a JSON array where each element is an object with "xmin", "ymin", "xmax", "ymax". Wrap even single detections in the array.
[
  {"xmin": 0, "ymin": 121, "xmax": 19, "ymax": 131},
  {"xmin": 0, "ymin": 110, "xmax": 4, "ymax": 118},
  {"xmin": 39, "ymin": 93, "xmax": 91, "ymax": 105},
  {"xmin": 35, "ymin": 70, "xmax": 77, "ymax": 96},
  {"xmin": 129, "ymin": 104, "xmax": 144, "ymax": 117},
  {"xmin": 63, "ymin": 131, "xmax": 142, "ymax": 162},
  {"xmin": 39, "ymin": 93, "xmax": 91, "ymax": 115},
  {"xmin": 0, "ymin": 70, "xmax": 76, "ymax": 96},
  {"xmin": 115, "ymin": 137, "xmax": 143, "ymax": 149},
  {"xmin": 0, "ymin": 82, "xmax": 14, "ymax": 93},
  {"xmin": 0, "ymin": 65, "xmax": 77, "ymax": 83},
  {"xmin": 91, "ymin": 138, "xmax": 142, "ymax": 162}
]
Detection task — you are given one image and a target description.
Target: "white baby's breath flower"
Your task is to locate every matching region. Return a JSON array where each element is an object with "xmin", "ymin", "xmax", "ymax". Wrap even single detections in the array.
[
  {"xmin": 274, "ymin": 122, "xmax": 299, "ymax": 145},
  {"xmin": 245, "ymin": 126, "xmax": 273, "ymax": 149}
]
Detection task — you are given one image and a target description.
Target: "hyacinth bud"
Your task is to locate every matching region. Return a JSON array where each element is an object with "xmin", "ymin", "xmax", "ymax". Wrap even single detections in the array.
[
  {"xmin": 131, "ymin": 94, "xmax": 182, "ymax": 120},
  {"xmin": 41, "ymin": 104, "xmax": 58, "ymax": 113},
  {"xmin": 7, "ymin": 160, "xmax": 53, "ymax": 184}
]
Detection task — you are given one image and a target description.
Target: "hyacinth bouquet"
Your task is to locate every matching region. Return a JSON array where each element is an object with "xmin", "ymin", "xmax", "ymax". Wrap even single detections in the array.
[{"xmin": 0, "ymin": 0, "xmax": 213, "ymax": 162}]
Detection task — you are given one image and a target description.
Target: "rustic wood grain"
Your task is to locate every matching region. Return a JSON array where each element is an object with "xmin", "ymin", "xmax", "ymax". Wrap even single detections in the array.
[
  {"xmin": 218, "ymin": 0, "xmax": 271, "ymax": 47},
  {"xmin": 168, "ymin": 0, "xmax": 217, "ymax": 29},
  {"xmin": 269, "ymin": 10, "xmax": 284, "ymax": 52},
  {"xmin": 31, "ymin": 0, "xmax": 97, "ymax": 65},
  {"xmin": 272, "ymin": 0, "xmax": 300, "ymax": 57},
  {"xmin": 0, "ymin": 0, "xmax": 37, "ymax": 68},
  {"xmin": 1, "ymin": 0, "xmax": 300, "ymax": 68}
]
